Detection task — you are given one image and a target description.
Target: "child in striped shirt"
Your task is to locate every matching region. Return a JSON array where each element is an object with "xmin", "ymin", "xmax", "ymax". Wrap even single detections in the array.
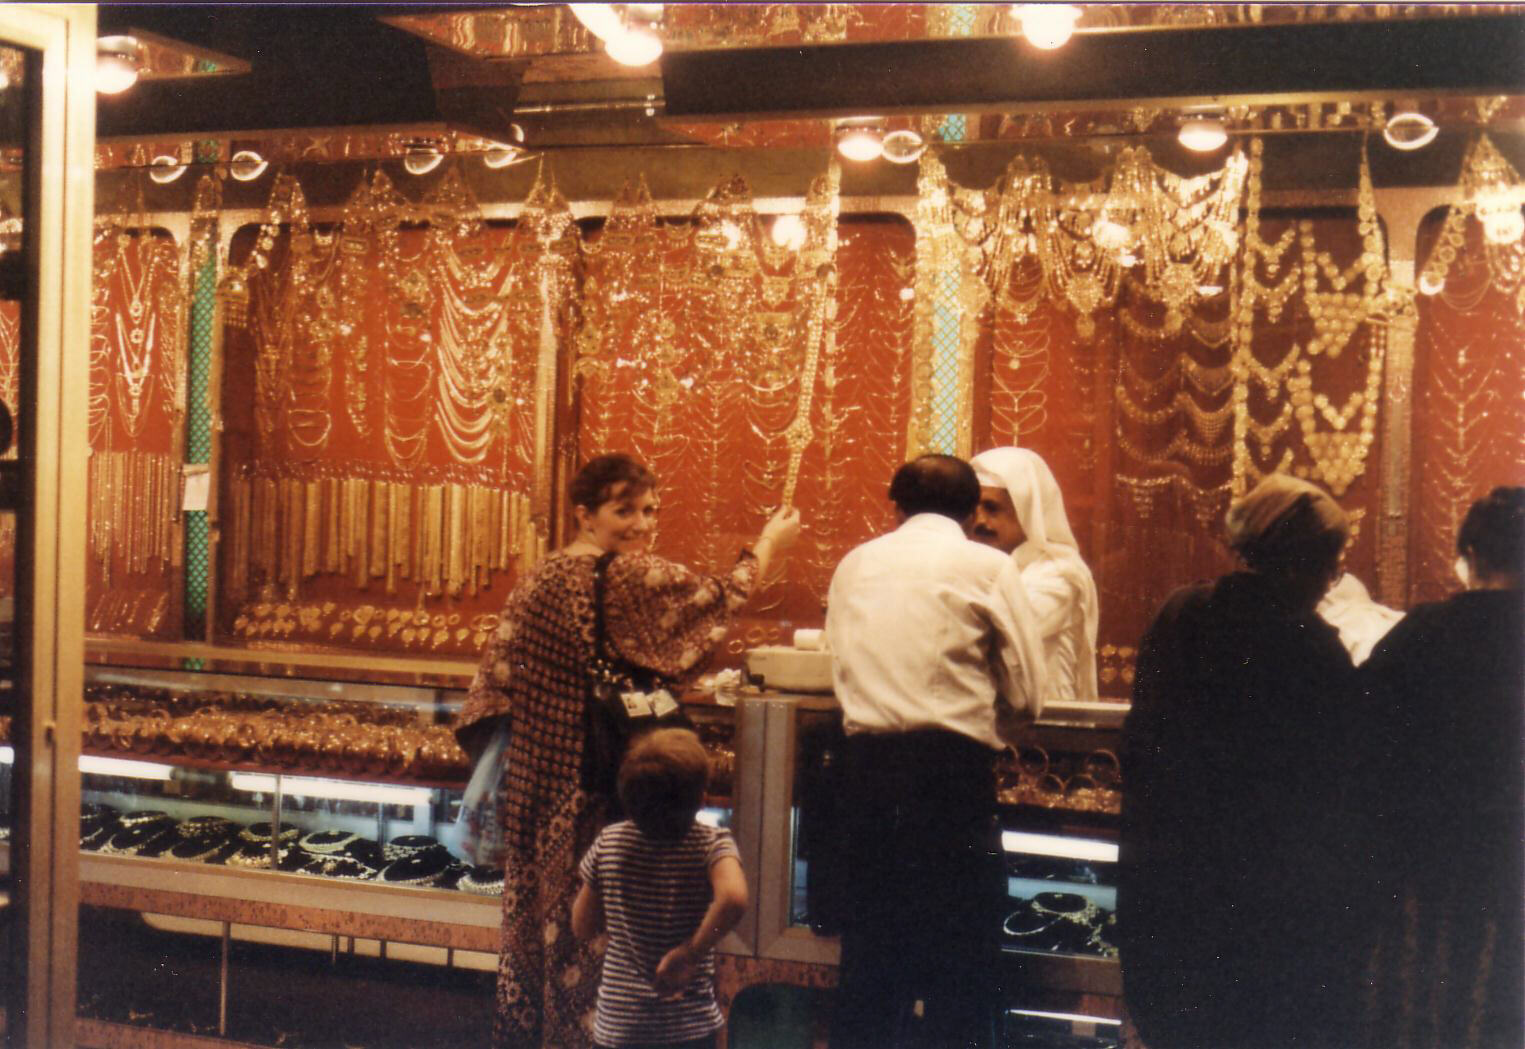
[{"xmin": 574, "ymin": 728, "xmax": 748, "ymax": 1049}]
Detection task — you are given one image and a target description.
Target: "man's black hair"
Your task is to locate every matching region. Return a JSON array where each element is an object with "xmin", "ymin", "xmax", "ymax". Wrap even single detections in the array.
[
  {"xmin": 1458, "ymin": 485, "xmax": 1525, "ymax": 581},
  {"xmin": 888, "ymin": 454, "xmax": 981, "ymax": 521}
]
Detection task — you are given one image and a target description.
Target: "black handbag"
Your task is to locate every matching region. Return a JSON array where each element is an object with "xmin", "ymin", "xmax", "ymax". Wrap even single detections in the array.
[{"xmin": 581, "ymin": 551, "xmax": 692, "ymax": 798}]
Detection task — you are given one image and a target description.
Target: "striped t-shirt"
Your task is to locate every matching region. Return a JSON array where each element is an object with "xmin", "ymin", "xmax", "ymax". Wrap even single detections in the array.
[{"xmin": 578, "ymin": 820, "xmax": 739, "ymax": 1047}]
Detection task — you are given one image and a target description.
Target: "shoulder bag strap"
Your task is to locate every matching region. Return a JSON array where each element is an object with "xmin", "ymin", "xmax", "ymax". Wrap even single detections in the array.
[{"xmin": 592, "ymin": 550, "xmax": 618, "ymax": 663}]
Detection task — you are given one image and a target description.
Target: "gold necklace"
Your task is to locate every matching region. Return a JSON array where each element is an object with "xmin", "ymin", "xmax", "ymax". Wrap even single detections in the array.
[{"xmin": 1287, "ymin": 325, "xmax": 1385, "ymax": 495}]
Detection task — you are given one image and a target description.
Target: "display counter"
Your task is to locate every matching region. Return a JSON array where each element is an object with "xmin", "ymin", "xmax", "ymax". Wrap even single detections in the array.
[
  {"xmin": 740, "ymin": 688, "xmax": 1127, "ymax": 1047},
  {"xmin": 0, "ymin": 654, "xmax": 746, "ymax": 1047},
  {"xmin": 0, "ymin": 655, "xmax": 1122, "ymax": 1046}
]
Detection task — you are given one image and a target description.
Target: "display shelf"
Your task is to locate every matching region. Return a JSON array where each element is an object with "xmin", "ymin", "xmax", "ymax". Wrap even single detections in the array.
[
  {"xmin": 78, "ymin": 852, "xmax": 499, "ymax": 950},
  {"xmin": 77, "ymin": 747, "xmax": 467, "ymax": 792},
  {"xmin": 86, "ymin": 638, "xmax": 478, "ymax": 687}
]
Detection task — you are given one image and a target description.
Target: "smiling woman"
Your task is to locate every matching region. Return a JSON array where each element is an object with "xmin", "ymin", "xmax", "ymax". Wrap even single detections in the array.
[{"xmin": 452, "ymin": 451, "xmax": 800, "ymax": 1049}]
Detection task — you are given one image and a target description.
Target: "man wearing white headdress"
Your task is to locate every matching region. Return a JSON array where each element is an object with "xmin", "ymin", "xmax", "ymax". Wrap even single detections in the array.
[{"xmin": 969, "ymin": 447, "xmax": 1100, "ymax": 706}]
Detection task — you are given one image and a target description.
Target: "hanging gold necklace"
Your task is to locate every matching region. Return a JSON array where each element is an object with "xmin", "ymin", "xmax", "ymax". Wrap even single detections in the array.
[{"xmin": 109, "ymin": 233, "xmax": 164, "ymax": 439}]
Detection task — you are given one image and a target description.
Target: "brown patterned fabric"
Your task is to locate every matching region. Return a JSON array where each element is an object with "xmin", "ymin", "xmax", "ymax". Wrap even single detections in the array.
[{"xmin": 456, "ymin": 548, "xmax": 758, "ymax": 1049}]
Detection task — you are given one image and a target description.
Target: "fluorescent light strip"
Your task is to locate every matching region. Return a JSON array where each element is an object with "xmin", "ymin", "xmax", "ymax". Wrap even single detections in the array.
[
  {"xmin": 2, "ymin": 748, "xmax": 432, "ymax": 805},
  {"xmin": 79, "ymin": 755, "xmax": 175, "ymax": 781},
  {"xmin": 1008, "ymin": 1007, "xmax": 1122, "ymax": 1027},
  {"xmin": 229, "ymin": 772, "xmax": 431, "ymax": 808},
  {"xmin": 1001, "ymin": 830, "xmax": 1118, "ymax": 864}
]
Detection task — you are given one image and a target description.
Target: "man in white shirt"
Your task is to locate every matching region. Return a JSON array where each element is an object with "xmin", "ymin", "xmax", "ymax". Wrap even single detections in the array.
[{"xmin": 826, "ymin": 454, "xmax": 1047, "ymax": 1049}]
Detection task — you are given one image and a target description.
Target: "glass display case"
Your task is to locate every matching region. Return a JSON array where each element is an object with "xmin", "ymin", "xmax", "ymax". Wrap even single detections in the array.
[
  {"xmin": 77, "ymin": 663, "xmax": 488, "ymax": 893},
  {"xmin": 753, "ymin": 691, "xmax": 1129, "ymax": 1045},
  {"xmin": 995, "ymin": 710, "xmax": 1125, "ymax": 999},
  {"xmin": 36, "ymin": 658, "xmax": 751, "ymax": 1046}
]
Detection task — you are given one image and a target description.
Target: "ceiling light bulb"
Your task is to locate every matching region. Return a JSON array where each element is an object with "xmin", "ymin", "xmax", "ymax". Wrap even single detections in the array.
[
  {"xmin": 835, "ymin": 124, "xmax": 884, "ymax": 163},
  {"xmin": 95, "ymin": 36, "xmax": 141, "ymax": 95},
  {"xmin": 1481, "ymin": 207, "xmax": 1524, "ymax": 245},
  {"xmin": 148, "ymin": 154, "xmax": 187, "ymax": 184},
  {"xmin": 228, "ymin": 149, "xmax": 268, "ymax": 182},
  {"xmin": 771, "ymin": 214, "xmax": 806, "ymax": 250},
  {"xmin": 1417, "ymin": 270, "xmax": 1446, "ymax": 296},
  {"xmin": 483, "ymin": 142, "xmax": 527, "ymax": 169},
  {"xmin": 403, "ymin": 144, "xmax": 445, "ymax": 176},
  {"xmin": 882, "ymin": 129, "xmax": 927, "ymax": 165},
  {"xmin": 604, "ymin": 24, "xmax": 663, "ymax": 66},
  {"xmin": 568, "ymin": 3, "xmax": 623, "ymax": 42},
  {"xmin": 1383, "ymin": 111, "xmax": 1438, "ymax": 152},
  {"xmin": 1179, "ymin": 117, "xmax": 1229, "ymax": 152},
  {"xmin": 1012, "ymin": 5, "xmax": 1081, "ymax": 50}
]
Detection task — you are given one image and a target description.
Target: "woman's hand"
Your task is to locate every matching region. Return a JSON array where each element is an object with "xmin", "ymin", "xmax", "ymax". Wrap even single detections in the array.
[
  {"xmin": 752, "ymin": 506, "xmax": 802, "ymax": 582},
  {"xmin": 759, "ymin": 506, "xmax": 802, "ymax": 551},
  {"xmin": 762, "ymin": 505, "xmax": 802, "ymax": 550}
]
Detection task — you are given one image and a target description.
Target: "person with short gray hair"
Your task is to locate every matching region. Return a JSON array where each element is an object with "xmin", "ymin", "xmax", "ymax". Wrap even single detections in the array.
[{"xmin": 1119, "ymin": 473, "xmax": 1363, "ymax": 1049}]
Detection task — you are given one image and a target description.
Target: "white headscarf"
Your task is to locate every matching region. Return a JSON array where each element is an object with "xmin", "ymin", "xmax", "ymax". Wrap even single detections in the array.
[{"xmin": 971, "ymin": 447, "xmax": 1100, "ymax": 704}]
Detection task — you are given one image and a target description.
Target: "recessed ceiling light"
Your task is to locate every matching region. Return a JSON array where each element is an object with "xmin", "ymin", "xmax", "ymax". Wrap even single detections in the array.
[
  {"xmin": 228, "ymin": 149, "xmax": 268, "ymax": 182},
  {"xmin": 882, "ymin": 129, "xmax": 927, "ymax": 164},
  {"xmin": 605, "ymin": 24, "xmax": 663, "ymax": 66},
  {"xmin": 402, "ymin": 140, "xmax": 446, "ymax": 176},
  {"xmin": 1383, "ymin": 111, "xmax": 1438, "ymax": 151},
  {"xmin": 148, "ymin": 154, "xmax": 187, "ymax": 184},
  {"xmin": 95, "ymin": 35, "xmax": 141, "ymax": 95},
  {"xmin": 483, "ymin": 142, "xmax": 528, "ymax": 169},
  {"xmin": 835, "ymin": 121, "xmax": 885, "ymax": 163},
  {"xmin": 1179, "ymin": 116, "xmax": 1228, "ymax": 152},
  {"xmin": 1011, "ymin": 5, "xmax": 1081, "ymax": 50}
]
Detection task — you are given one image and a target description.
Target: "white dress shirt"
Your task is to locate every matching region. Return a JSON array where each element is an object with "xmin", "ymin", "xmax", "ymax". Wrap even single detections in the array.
[{"xmin": 825, "ymin": 513, "xmax": 1048, "ymax": 749}]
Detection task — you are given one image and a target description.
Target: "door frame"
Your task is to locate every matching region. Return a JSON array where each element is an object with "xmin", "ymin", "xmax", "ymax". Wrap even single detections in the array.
[{"xmin": 0, "ymin": 5, "xmax": 94, "ymax": 1047}]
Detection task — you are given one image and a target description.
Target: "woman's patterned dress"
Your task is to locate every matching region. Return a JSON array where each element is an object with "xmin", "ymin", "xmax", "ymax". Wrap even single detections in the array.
[{"xmin": 456, "ymin": 549, "xmax": 758, "ymax": 1049}]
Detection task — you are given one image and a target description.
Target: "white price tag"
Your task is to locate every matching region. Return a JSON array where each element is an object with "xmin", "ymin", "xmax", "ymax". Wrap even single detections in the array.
[{"xmin": 182, "ymin": 464, "xmax": 211, "ymax": 512}]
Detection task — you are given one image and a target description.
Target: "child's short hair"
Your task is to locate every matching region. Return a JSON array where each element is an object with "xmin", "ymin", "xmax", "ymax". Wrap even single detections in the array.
[{"xmin": 617, "ymin": 727, "xmax": 710, "ymax": 840}]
